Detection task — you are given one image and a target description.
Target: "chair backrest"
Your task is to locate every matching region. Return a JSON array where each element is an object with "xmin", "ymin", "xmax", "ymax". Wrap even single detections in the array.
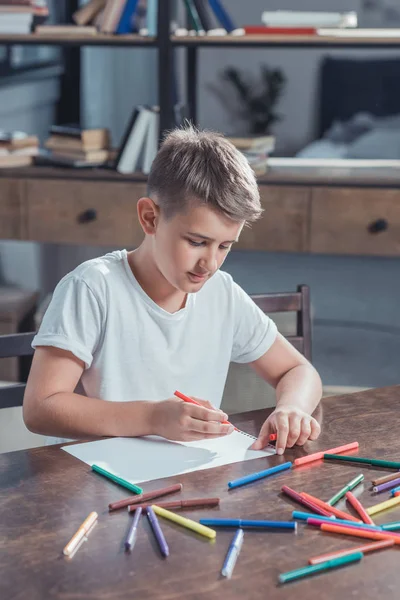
[
  {"xmin": 250, "ymin": 284, "xmax": 311, "ymax": 361},
  {"xmin": 0, "ymin": 332, "xmax": 35, "ymax": 409}
]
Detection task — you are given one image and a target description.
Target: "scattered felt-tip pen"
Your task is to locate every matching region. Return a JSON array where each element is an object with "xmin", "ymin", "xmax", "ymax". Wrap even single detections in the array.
[
  {"xmin": 221, "ymin": 528, "xmax": 244, "ymax": 579},
  {"xmin": 227, "ymin": 461, "xmax": 292, "ymax": 489}
]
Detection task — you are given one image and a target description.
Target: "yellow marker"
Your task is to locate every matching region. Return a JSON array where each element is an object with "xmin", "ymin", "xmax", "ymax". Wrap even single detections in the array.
[
  {"xmin": 63, "ymin": 511, "xmax": 98, "ymax": 556},
  {"xmin": 152, "ymin": 504, "xmax": 216, "ymax": 539},
  {"xmin": 366, "ymin": 496, "xmax": 400, "ymax": 516}
]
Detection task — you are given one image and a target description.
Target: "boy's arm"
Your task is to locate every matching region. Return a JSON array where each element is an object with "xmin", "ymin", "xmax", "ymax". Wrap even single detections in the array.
[
  {"xmin": 248, "ymin": 333, "xmax": 322, "ymax": 454},
  {"xmin": 23, "ymin": 347, "xmax": 232, "ymax": 441}
]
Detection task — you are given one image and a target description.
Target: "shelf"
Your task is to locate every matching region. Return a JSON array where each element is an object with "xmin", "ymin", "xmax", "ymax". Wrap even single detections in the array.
[
  {"xmin": 2, "ymin": 32, "xmax": 400, "ymax": 48},
  {"xmin": 1, "ymin": 164, "xmax": 400, "ymax": 188},
  {"xmin": 0, "ymin": 33, "xmax": 157, "ymax": 47},
  {"xmin": 172, "ymin": 33, "xmax": 400, "ymax": 48}
]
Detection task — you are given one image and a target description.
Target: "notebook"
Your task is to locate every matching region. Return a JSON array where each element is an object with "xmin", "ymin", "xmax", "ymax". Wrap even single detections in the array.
[{"xmin": 62, "ymin": 430, "xmax": 275, "ymax": 485}]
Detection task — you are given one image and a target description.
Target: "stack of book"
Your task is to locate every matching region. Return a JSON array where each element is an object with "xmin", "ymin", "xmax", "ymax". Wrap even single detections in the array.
[
  {"xmin": 0, "ymin": 0, "xmax": 48, "ymax": 34},
  {"xmin": 71, "ymin": 0, "xmax": 146, "ymax": 35},
  {"xmin": 244, "ymin": 10, "xmax": 357, "ymax": 35},
  {"xmin": 115, "ymin": 105, "xmax": 159, "ymax": 174},
  {"xmin": 0, "ymin": 132, "xmax": 39, "ymax": 168},
  {"xmin": 227, "ymin": 135, "xmax": 275, "ymax": 175},
  {"xmin": 42, "ymin": 126, "xmax": 111, "ymax": 167}
]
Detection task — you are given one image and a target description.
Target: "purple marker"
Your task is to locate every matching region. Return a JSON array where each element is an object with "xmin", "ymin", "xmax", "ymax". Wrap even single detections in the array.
[
  {"xmin": 146, "ymin": 506, "xmax": 169, "ymax": 557},
  {"xmin": 373, "ymin": 477, "xmax": 400, "ymax": 494},
  {"xmin": 125, "ymin": 506, "xmax": 142, "ymax": 551}
]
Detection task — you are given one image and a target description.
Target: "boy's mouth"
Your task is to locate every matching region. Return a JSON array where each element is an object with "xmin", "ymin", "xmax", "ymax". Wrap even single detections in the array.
[{"xmin": 188, "ymin": 271, "xmax": 208, "ymax": 282}]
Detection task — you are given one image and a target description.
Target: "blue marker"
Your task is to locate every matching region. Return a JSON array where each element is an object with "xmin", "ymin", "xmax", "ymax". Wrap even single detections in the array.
[
  {"xmin": 292, "ymin": 510, "xmax": 383, "ymax": 531},
  {"xmin": 390, "ymin": 485, "xmax": 400, "ymax": 496},
  {"xmin": 199, "ymin": 518, "xmax": 296, "ymax": 530},
  {"xmin": 221, "ymin": 529, "xmax": 244, "ymax": 579},
  {"xmin": 228, "ymin": 461, "xmax": 292, "ymax": 489}
]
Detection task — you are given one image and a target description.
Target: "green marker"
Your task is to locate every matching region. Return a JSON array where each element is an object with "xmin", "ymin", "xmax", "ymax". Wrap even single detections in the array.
[
  {"xmin": 381, "ymin": 521, "xmax": 400, "ymax": 532},
  {"xmin": 278, "ymin": 551, "xmax": 363, "ymax": 584},
  {"xmin": 327, "ymin": 473, "xmax": 364, "ymax": 506},
  {"xmin": 91, "ymin": 464, "xmax": 143, "ymax": 495},
  {"xmin": 324, "ymin": 454, "xmax": 400, "ymax": 470}
]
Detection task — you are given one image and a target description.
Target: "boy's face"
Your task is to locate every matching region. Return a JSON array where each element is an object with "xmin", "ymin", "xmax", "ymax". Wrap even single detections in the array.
[{"xmin": 153, "ymin": 201, "xmax": 244, "ymax": 293}]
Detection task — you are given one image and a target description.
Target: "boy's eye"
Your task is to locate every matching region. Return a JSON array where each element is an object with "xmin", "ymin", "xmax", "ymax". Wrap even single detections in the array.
[{"xmin": 187, "ymin": 239, "xmax": 204, "ymax": 247}]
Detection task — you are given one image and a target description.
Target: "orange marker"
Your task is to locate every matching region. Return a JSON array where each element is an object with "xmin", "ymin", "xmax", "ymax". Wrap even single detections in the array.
[
  {"xmin": 300, "ymin": 492, "xmax": 361, "ymax": 523},
  {"xmin": 320, "ymin": 522, "xmax": 400, "ymax": 545},
  {"xmin": 294, "ymin": 441, "xmax": 359, "ymax": 467},
  {"xmin": 345, "ymin": 491, "xmax": 375, "ymax": 525},
  {"xmin": 308, "ymin": 539, "xmax": 394, "ymax": 565},
  {"xmin": 174, "ymin": 390, "xmax": 238, "ymax": 431},
  {"xmin": 63, "ymin": 511, "xmax": 98, "ymax": 556},
  {"xmin": 269, "ymin": 433, "xmax": 277, "ymax": 442}
]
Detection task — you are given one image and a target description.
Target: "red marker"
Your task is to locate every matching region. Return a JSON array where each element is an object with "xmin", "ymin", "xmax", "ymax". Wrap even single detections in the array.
[
  {"xmin": 269, "ymin": 433, "xmax": 277, "ymax": 442},
  {"xmin": 174, "ymin": 390, "xmax": 238, "ymax": 431}
]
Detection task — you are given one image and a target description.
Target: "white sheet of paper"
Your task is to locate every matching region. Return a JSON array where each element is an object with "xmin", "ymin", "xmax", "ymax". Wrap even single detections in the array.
[{"xmin": 62, "ymin": 431, "xmax": 275, "ymax": 485}]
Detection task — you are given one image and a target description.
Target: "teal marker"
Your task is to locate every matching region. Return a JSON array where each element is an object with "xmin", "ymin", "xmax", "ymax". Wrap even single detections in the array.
[
  {"xmin": 278, "ymin": 551, "xmax": 363, "ymax": 584},
  {"xmin": 92, "ymin": 464, "xmax": 143, "ymax": 495}
]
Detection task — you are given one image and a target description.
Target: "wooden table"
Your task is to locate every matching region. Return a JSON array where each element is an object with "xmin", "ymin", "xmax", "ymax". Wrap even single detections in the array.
[{"xmin": 1, "ymin": 386, "xmax": 400, "ymax": 599}]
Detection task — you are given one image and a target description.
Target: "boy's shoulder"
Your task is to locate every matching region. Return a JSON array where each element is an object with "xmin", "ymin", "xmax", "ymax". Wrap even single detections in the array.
[{"xmin": 59, "ymin": 250, "xmax": 127, "ymax": 293}]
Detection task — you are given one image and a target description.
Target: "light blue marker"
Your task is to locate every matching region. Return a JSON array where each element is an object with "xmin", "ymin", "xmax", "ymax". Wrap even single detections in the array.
[
  {"xmin": 292, "ymin": 510, "xmax": 383, "ymax": 531},
  {"xmin": 381, "ymin": 521, "xmax": 400, "ymax": 531},
  {"xmin": 390, "ymin": 485, "xmax": 400, "ymax": 496},
  {"xmin": 221, "ymin": 528, "xmax": 244, "ymax": 578},
  {"xmin": 200, "ymin": 518, "xmax": 296, "ymax": 530},
  {"xmin": 228, "ymin": 461, "xmax": 292, "ymax": 489}
]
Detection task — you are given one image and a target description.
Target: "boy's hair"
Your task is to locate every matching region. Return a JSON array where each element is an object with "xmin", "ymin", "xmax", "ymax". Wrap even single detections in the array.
[{"xmin": 147, "ymin": 125, "xmax": 262, "ymax": 223}]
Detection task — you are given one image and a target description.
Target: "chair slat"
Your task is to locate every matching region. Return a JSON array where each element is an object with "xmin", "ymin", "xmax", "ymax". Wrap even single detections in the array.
[
  {"xmin": 0, "ymin": 333, "xmax": 35, "ymax": 359},
  {"xmin": 251, "ymin": 293, "xmax": 302, "ymax": 313},
  {"xmin": 0, "ymin": 384, "xmax": 25, "ymax": 409}
]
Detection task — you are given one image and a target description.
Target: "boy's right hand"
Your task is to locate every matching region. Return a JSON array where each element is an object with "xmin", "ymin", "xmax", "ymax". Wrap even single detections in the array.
[{"xmin": 150, "ymin": 397, "xmax": 234, "ymax": 442}]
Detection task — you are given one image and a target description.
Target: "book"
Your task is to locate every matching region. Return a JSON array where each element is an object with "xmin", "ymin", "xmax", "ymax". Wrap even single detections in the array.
[
  {"xmin": 183, "ymin": 0, "xmax": 204, "ymax": 34},
  {"xmin": 116, "ymin": 106, "xmax": 153, "ymax": 173},
  {"xmin": 227, "ymin": 135, "xmax": 275, "ymax": 153},
  {"xmin": 146, "ymin": 0, "xmax": 157, "ymax": 37},
  {"xmin": 0, "ymin": 14, "xmax": 33, "ymax": 33},
  {"xmin": 317, "ymin": 28, "xmax": 400, "ymax": 38},
  {"xmin": 0, "ymin": 154, "xmax": 32, "ymax": 168},
  {"xmin": 0, "ymin": 133, "xmax": 38, "ymax": 150},
  {"xmin": 193, "ymin": 0, "xmax": 213, "ymax": 31},
  {"xmin": 101, "ymin": 0, "xmax": 126, "ymax": 34},
  {"xmin": 142, "ymin": 109, "xmax": 159, "ymax": 174},
  {"xmin": 50, "ymin": 149, "xmax": 109, "ymax": 162},
  {"xmin": 115, "ymin": 0, "xmax": 139, "ymax": 34},
  {"xmin": 207, "ymin": 0, "xmax": 236, "ymax": 33},
  {"xmin": 72, "ymin": 0, "xmax": 106, "ymax": 26},
  {"xmin": 35, "ymin": 25, "xmax": 98, "ymax": 35},
  {"xmin": 62, "ymin": 430, "xmax": 274, "ymax": 486},
  {"xmin": 243, "ymin": 26, "xmax": 316, "ymax": 35},
  {"xmin": 261, "ymin": 10, "xmax": 357, "ymax": 29},
  {"xmin": 48, "ymin": 127, "xmax": 110, "ymax": 149},
  {"xmin": 34, "ymin": 153, "xmax": 108, "ymax": 168}
]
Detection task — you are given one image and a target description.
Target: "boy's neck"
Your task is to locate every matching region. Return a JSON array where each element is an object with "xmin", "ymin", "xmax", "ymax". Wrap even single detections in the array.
[{"xmin": 127, "ymin": 247, "xmax": 187, "ymax": 314}]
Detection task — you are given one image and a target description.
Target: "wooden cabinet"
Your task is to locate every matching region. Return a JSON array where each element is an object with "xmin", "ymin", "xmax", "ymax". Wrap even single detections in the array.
[
  {"xmin": 310, "ymin": 187, "xmax": 400, "ymax": 256},
  {"xmin": 0, "ymin": 179, "xmax": 24, "ymax": 239},
  {"xmin": 24, "ymin": 179, "xmax": 147, "ymax": 247},
  {"xmin": 237, "ymin": 185, "xmax": 310, "ymax": 252}
]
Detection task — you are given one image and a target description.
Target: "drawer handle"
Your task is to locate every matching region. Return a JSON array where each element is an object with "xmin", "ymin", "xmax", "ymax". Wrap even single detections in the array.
[
  {"xmin": 368, "ymin": 218, "xmax": 388, "ymax": 234},
  {"xmin": 77, "ymin": 209, "xmax": 97, "ymax": 224}
]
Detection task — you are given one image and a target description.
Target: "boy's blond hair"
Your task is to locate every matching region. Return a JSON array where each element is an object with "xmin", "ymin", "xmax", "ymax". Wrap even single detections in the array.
[{"xmin": 147, "ymin": 125, "xmax": 262, "ymax": 223}]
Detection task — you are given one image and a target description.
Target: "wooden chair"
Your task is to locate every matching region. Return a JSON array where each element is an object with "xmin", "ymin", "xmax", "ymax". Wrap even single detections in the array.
[
  {"xmin": 221, "ymin": 284, "xmax": 312, "ymax": 415},
  {"xmin": 0, "ymin": 332, "xmax": 35, "ymax": 409}
]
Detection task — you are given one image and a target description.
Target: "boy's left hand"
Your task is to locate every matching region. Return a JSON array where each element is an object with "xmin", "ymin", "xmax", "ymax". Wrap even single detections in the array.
[{"xmin": 250, "ymin": 405, "xmax": 320, "ymax": 455}]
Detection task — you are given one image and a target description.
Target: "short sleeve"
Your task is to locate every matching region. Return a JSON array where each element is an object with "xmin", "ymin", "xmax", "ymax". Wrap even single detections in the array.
[
  {"xmin": 32, "ymin": 276, "xmax": 103, "ymax": 368},
  {"xmin": 231, "ymin": 281, "xmax": 277, "ymax": 363}
]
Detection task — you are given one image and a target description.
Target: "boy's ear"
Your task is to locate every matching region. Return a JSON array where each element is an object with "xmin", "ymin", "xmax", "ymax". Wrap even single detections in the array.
[{"xmin": 137, "ymin": 197, "xmax": 160, "ymax": 235}]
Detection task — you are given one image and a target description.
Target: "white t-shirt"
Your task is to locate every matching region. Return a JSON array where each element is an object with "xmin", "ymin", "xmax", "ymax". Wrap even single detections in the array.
[{"xmin": 32, "ymin": 250, "xmax": 277, "ymax": 440}]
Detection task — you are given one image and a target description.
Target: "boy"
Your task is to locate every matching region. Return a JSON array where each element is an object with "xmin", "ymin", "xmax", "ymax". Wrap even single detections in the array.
[{"xmin": 23, "ymin": 126, "xmax": 322, "ymax": 455}]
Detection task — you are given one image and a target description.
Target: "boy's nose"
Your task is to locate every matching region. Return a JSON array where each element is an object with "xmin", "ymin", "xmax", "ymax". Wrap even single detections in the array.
[{"xmin": 199, "ymin": 250, "xmax": 218, "ymax": 273}]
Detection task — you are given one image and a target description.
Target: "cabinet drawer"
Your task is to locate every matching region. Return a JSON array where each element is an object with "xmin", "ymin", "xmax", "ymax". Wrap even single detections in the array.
[
  {"xmin": 311, "ymin": 187, "xmax": 400, "ymax": 256},
  {"xmin": 0, "ymin": 179, "xmax": 23, "ymax": 239},
  {"xmin": 236, "ymin": 185, "xmax": 310, "ymax": 252},
  {"xmin": 25, "ymin": 179, "xmax": 146, "ymax": 246}
]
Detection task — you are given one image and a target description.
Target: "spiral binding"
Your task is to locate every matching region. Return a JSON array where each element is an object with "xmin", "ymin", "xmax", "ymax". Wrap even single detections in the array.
[{"xmin": 237, "ymin": 428, "xmax": 257, "ymax": 441}]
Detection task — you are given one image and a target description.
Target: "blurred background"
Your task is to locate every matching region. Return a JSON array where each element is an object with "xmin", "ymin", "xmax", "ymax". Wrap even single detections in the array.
[{"xmin": 0, "ymin": 0, "xmax": 399, "ymax": 450}]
